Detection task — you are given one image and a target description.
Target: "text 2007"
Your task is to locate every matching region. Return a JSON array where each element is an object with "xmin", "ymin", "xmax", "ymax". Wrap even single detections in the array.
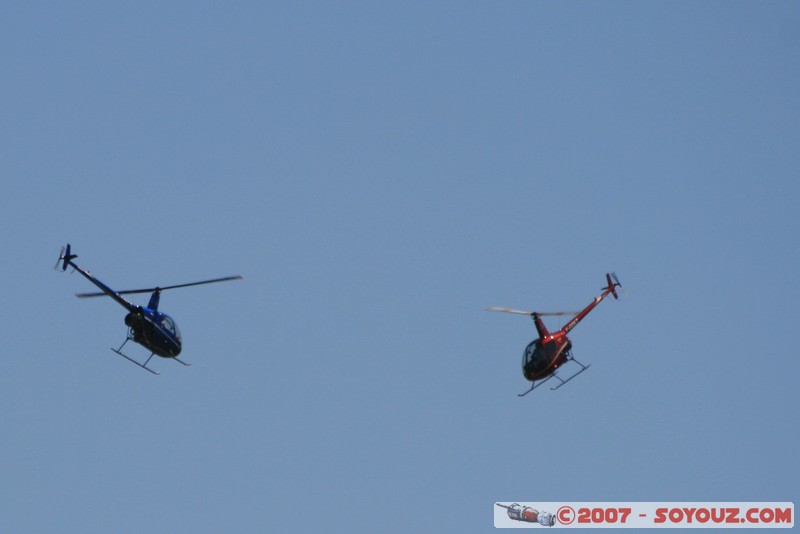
[{"xmin": 578, "ymin": 507, "xmax": 632, "ymax": 524}]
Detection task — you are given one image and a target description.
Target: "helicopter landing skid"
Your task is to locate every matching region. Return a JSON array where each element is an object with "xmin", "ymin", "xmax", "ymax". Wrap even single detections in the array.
[
  {"xmin": 549, "ymin": 358, "xmax": 591, "ymax": 391},
  {"xmin": 111, "ymin": 338, "xmax": 160, "ymax": 375},
  {"xmin": 518, "ymin": 356, "xmax": 591, "ymax": 396}
]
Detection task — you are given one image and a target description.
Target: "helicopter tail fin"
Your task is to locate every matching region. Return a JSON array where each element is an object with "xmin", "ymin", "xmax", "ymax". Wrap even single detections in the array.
[
  {"xmin": 603, "ymin": 272, "xmax": 626, "ymax": 299},
  {"xmin": 57, "ymin": 244, "xmax": 78, "ymax": 271}
]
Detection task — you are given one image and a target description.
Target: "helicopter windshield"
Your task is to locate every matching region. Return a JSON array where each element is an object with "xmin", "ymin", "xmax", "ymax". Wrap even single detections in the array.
[
  {"xmin": 523, "ymin": 339, "xmax": 549, "ymax": 370},
  {"xmin": 158, "ymin": 314, "xmax": 182, "ymax": 342}
]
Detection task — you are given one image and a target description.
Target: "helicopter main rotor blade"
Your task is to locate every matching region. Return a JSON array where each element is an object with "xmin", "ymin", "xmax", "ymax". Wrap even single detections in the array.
[
  {"xmin": 76, "ymin": 275, "xmax": 243, "ymax": 298},
  {"xmin": 485, "ymin": 307, "xmax": 578, "ymax": 316}
]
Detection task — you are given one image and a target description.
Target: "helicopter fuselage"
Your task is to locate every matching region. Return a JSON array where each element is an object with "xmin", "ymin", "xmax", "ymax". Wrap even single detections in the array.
[
  {"xmin": 124, "ymin": 308, "xmax": 182, "ymax": 358},
  {"xmin": 523, "ymin": 333, "xmax": 572, "ymax": 381}
]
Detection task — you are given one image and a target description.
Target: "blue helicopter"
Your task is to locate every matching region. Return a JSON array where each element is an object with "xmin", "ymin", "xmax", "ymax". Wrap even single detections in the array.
[{"xmin": 57, "ymin": 244, "xmax": 242, "ymax": 375}]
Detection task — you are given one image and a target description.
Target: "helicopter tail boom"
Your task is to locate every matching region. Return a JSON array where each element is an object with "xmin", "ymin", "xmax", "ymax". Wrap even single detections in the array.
[
  {"xmin": 560, "ymin": 272, "xmax": 624, "ymax": 334},
  {"xmin": 56, "ymin": 244, "xmax": 137, "ymax": 313}
]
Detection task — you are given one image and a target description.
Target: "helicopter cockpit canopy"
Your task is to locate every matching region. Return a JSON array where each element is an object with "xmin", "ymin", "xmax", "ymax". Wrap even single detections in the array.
[
  {"xmin": 522, "ymin": 339, "xmax": 549, "ymax": 371},
  {"xmin": 157, "ymin": 313, "xmax": 182, "ymax": 342},
  {"xmin": 523, "ymin": 339, "xmax": 539, "ymax": 366}
]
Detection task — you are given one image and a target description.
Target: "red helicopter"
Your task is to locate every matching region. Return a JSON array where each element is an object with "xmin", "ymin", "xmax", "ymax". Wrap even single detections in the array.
[{"xmin": 488, "ymin": 273, "xmax": 625, "ymax": 396}]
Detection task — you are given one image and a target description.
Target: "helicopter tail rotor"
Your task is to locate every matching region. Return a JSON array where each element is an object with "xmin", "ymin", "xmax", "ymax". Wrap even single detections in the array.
[
  {"xmin": 604, "ymin": 272, "xmax": 627, "ymax": 299},
  {"xmin": 55, "ymin": 244, "xmax": 77, "ymax": 272}
]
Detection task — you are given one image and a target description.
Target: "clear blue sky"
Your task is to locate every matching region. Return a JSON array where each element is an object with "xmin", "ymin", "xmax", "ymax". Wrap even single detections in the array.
[{"xmin": 2, "ymin": 2, "xmax": 797, "ymax": 532}]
